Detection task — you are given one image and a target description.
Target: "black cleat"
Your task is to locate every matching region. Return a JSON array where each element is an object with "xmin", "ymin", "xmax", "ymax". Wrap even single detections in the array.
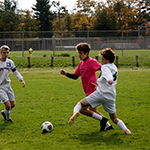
[
  {"xmin": 100, "ymin": 117, "xmax": 108, "ymax": 131},
  {"xmin": 7, "ymin": 119, "xmax": 13, "ymax": 122},
  {"xmin": 106, "ymin": 125, "xmax": 114, "ymax": 130},
  {"xmin": 1, "ymin": 110, "xmax": 6, "ymax": 120}
]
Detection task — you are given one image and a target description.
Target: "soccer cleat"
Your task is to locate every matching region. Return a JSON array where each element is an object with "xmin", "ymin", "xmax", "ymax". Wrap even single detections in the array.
[
  {"xmin": 100, "ymin": 117, "xmax": 108, "ymax": 131},
  {"xmin": 68, "ymin": 111, "xmax": 80, "ymax": 125},
  {"xmin": 106, "ymin": 125, "xmax": 114, "ymax": 130},
  {"xmin": 7, "ymin": 119, "xmax": 13, "ymax": 122},
  {"xmin": 124, "ymin": 129, "xmax": 131, "ymax": 135},
  {"xmin": 1, "ymin": 110, "xmax": 6, "ymax": 120}
]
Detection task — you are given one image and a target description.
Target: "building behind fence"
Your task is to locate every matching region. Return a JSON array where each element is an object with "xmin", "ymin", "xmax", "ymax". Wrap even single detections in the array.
[{"xmin": 0, "ymin": 30, "xmax": 150, "ymax": 55}]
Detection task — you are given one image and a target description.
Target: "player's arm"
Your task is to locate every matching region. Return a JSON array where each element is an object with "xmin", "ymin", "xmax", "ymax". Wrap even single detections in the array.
[
  {"xmin": 66, "ymin": 73, "xmax": 79, "ymax": 80},
  {"xmin": 12, "ymin": 68, "xmax": 25, "ymax": 87},
  {"xmin": 60, "ymin": 69, "xmax": 79, "ymax": 80},
  {"xmin": 98, "ymin": 67, "xmax": 101, "ymax": 78}
]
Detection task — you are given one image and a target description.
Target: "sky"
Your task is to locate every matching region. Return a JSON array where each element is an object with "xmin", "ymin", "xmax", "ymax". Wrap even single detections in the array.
[
  {"xmin": 18, "ymin": 0, "xmax": 78, "ymax": 12},
  {"xmin": 18, "ymin": 0, "xmax": 106, "ymax": 12}
]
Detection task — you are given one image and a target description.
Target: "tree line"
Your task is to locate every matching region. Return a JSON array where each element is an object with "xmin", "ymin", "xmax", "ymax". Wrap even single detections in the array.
[{"xmin": 0, "ymin": 0, "xmax": 150, "ymax": 34}]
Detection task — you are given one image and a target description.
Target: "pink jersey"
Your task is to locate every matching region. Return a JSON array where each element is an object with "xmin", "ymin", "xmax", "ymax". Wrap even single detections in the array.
[{"xmin": 74, "ymin": 57, "xmax": 102, "ymax": 95}]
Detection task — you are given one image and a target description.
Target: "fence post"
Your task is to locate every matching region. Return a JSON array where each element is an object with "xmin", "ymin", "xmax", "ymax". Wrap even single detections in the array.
[
  {"xmin": 51, "ymin": 56, "xmax": 54, "ymax": 66},
  {"xmin": 27, "ymin": 57, "xmax": 30, "ymax": 67},
  {"xmin": 116, "ymin": 56, "xmax": 119, "ymax": 67},
  {"xmin": 136, "ymin": 56, "xmax": 139, "ymax": 67},
  {"xmin": 72, "ymin": 56, "xmax": 75, "ymax": 66},
  {"xmin": 95, "ymin": 56, "xmax": 98, "ymax": 61}
]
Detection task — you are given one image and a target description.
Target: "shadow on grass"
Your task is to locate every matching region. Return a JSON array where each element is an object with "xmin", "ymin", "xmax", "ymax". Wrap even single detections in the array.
[
  {"xmin": 69, "ymin": 130, "xmax": 124, "ymax": 146},
  {"xmin": 0, "ymin": 120, "xmax": 13, "ymax": 132}
]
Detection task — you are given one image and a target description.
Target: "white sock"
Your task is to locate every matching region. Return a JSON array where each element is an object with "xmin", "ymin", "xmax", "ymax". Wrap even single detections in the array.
[
  {"xmin": 117, "ymin": 120, "xmax": 128, "ymax": 131},
  {"xmin": 4, "ymin": 109, "xmax": 10, "ymax": 120},
  {"xmin": 106, "ymin": 122, "xmax": 111, "ymax": 128},
  {"xmin": 92, "ymin": 112, "xmax": 103, "ymax": 121},
  {"xmin": 73, "ymin": 104, "xmax": 82, "ymax": 113}
]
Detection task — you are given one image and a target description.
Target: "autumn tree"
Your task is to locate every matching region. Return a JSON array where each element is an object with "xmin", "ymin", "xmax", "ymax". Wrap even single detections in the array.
[
  {"xmin": 135, "ymin": 0, "xmax": 150, "ymax": 27},
  {"xmin": 52, "ymin": 1, "xmax": 67, "ymax": 30},
  {"xmin": 19, "ymin": 10, "xmax": 39, "ymax": 31},
  {"xmin": 73, "ymin": 0, "xmax": 96, "ymax": 16},
  {"xmin": 114, "ymin": 0, "xmax": 140, "ymax": 30},
  {"xmin": 63, "ymin": 12, "xmax": 72, "ymax": 31}
]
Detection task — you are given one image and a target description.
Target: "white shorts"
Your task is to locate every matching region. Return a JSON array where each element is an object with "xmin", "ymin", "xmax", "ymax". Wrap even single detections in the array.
[
  {"xmin": 0, "ymin": 83, "xmax": 15, "ymax": 103},
  {"xmin": 86, "ymin": 90, "xmax": 116, "ymax": 114}
]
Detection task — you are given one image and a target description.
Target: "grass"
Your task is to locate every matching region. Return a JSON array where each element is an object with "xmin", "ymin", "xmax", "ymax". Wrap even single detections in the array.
[
  {"xmin": 0, "ymin": 67, "xmax": 150, "ymax": 150},
  {"xmin": 8, "ymin": 50, "xmax": 150, "ymax": 68}
]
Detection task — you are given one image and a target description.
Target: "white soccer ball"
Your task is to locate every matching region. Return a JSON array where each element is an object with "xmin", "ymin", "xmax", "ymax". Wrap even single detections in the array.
[{"xmin": 41, "ymin": 121, "xmax": 53, "ymax": 133}]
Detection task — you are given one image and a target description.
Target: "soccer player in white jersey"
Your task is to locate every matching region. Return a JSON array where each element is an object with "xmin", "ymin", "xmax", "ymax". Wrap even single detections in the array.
[
  {"xmin": 0, "ymin": 45, "xmax": 25, "ymax": 122},
  {"xmin": 69, "ymin": 48, "xmax": 131, "ymax": 134}
]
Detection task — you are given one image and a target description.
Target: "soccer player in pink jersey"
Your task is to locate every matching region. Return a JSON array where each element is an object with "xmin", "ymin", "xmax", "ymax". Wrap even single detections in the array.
[{"xmin": 60, "ymin": 43, "xmax": 113, "ymax": 131}]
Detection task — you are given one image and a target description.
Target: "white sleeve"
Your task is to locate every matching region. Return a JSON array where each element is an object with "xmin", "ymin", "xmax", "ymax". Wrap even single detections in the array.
[
  {"xmin": 101, "ymin": 66, "xmax": 113, "ymax": 81},
  {"xmin": 13, "ymin": 70, "xmax": 23, "ymax": 81}
]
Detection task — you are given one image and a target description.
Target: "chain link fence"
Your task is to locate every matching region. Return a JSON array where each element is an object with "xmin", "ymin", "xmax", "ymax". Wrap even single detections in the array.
[{"xmin": 0, "ymin": 30, "xmax": 149, "ymax": 56}]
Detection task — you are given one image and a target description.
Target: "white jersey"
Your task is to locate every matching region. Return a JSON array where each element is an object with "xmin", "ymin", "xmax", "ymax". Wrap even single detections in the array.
[
  {"xmin": 97, "ymin": 63, "xmax": 118, "ymax": 101},
  {"xmin": 0, "ymin": 58, "xmax": 23, "ymax": 85}
]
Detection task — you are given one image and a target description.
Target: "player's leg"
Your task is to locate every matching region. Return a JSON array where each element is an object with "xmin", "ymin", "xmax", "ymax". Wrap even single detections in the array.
[
  {"xmin": 6, "ymin": 85, "xmax": 15, "ymax": 122},
  {"xmin": 1, "ymin": 100, "xmax": 11, "ymax": 121},
  {"xmin": 80, "ymin": 106, "xmax": 113, "ymax": 130},
  {"xmin": 90, "ymin": 106, "xmax": 114, "ymax": 130},
  {"xmin": 10, "ymin": 100, "xmax": 15, "ymax": 109},
  {"xmin": 109, "ymin": 112, "xmax": 131, "ymax": 134},
  {"xmin": 68, "ymin": 97, "xmax": 89, "ymax": 125},
  {"xmin": 69, "ymin": 93, "xmax": 108, "ymax": 130}
]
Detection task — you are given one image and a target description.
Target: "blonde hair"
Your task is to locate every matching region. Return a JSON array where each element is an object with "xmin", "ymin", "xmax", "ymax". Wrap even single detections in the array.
[{"xmin": 0, "ymin": 45, "xmax": 10, "ymax": 52}]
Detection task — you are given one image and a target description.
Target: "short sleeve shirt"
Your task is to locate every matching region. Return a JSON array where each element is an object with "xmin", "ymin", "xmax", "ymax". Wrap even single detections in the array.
[
  {"xmin": 74, "ymin": 57, "xmax": 102, "ymax": 95},
  {"xmin": 0, "ymin": 58, "xmax": 15, "ymax": 85}
]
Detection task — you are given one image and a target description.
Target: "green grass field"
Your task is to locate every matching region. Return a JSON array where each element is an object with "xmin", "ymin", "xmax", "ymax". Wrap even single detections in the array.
[
  {"xmin": 0, "ymin": 67, "xmax": 150, "ymax": 150},
  {"xmin": 8, "ymin": 50, "xmax": 150, "ymax": 68}
]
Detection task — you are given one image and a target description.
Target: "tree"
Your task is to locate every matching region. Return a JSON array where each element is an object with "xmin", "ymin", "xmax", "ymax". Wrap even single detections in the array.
[
  {"xmin": 0, "ymin": 0, "xmax": 21, "ymax": 31},
  {"xmin": 114, "ymin": 0, "xmax": 141, "ymax": 30},
  {"xmin": 63, "ymin": 12, "xmax": 72, "ymax": 31},
  {"xmin": 52, "ymin": 1, "xmax": 67, "ymax": 30},
  {"xmin": 94, "ymin": 8, "xmax": 112, "ymax": 30},
  {"xmin": 73, "ymin": 0, "xmax": 96, "ymax": 17},
  {"xmin": 4, "ymin": 0, "xmax": 17, "ymax": 11},
  {"xmin": 19, "ymin": 10, "xmax": 39, "ymax": 31},
  {"xmin": 32, "ymin": 0, "xmax": 53, "ymax": 31}
]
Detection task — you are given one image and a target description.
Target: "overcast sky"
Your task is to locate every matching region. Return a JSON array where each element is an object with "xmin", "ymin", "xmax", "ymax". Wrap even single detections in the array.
[
  {"xmin": 18, "ymin": 0, "xmax": 78, "ymax": 12},
  {"xmin": 18, "ymin": 0, "xmax": 106, "ymax": 12}
]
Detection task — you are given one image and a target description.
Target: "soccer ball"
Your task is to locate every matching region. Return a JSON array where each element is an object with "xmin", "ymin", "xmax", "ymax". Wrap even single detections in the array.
[{"xmin": 41, "ymin": 121, "xmax": 53, "ymax": 133}]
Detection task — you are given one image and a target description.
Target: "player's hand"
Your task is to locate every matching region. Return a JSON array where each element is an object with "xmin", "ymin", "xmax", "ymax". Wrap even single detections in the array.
[
  {"xmin": 60, "ymin": 69, "xmax": 67, "ymax": 76},
  {"xmin": 108, "ymin": 80, "xmax": 113, "ymax": 85},
  {"xmin": 21, "ymin": 80, "xmax": 25, "ymax": 87},
  {"xmin": 91, "ymin": 82, "xmax": 98, "ymax": 89}
]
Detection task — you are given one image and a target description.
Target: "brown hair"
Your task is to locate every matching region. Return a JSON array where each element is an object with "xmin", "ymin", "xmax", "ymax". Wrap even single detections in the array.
[
  {"xmin": 76, "ymin": 43, "xmax": 91, "ymax": 54},
  {"xmin": 0, "ymin": 45, "xmax": 10, "ymax": 52},
  {"xmin": 100, "ymin": 48, "xmax": 115, "ymax": 63}
]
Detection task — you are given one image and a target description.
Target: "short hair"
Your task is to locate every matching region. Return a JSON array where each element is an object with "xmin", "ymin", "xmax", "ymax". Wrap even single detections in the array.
[
  {"xmin": 76, "ymin": 43, "xmax": 91, "ymax": 54},
  {"xmin": 0, "ymin": 45, "xmax": 10, "ymax": 52},
  {"xmin": 100, "ymin": 48, "xmax": 115, "ymax": 63}
]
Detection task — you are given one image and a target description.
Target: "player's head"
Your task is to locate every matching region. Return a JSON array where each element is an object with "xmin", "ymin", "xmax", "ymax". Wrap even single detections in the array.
[
  {"xmin": 100, "ymin": 48, "xmax": 115, "ymax": 63},
  {"xmin": 76, "ymin": 43, "xmax": 91, "ymax": 55},
  {"xmin": 76, "ymin": 43, "xmax": 91, "ymax": 60},
  {"xmin": 0, "ymin": 45, "xmax": 10, "ymax": 52},
  {"xmin": 0, "ymin": 45, "xmax": 10, "ymax": 60}
]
